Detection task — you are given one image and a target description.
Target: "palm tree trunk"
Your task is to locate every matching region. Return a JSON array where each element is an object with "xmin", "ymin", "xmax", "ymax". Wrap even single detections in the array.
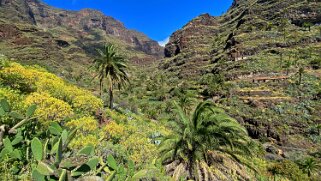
[
  {"xmin": 286, "ymin": 68, "xmax": 289, "ymax": 76},
  {"xmin": 188, "ymin": 152, "xmax": 194, "ymax": 180},
  {"xmin": 99, "ymin": 78, "xmax": 103, "ymax": 98},
  {"xmin": 188, "ymin": 162, "xmax": 193, "ymax": 180},
  {"xmin": 109, "ymin": 84, "xmax": 113, "ymax": 109}
]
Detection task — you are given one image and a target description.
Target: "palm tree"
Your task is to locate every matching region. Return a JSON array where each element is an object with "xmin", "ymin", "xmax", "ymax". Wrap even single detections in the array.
[
  {"xmin": 265, "ymin": 22, "xmax": 274, "ymax": 31},
  {"xmin": 159, "ymin": 101, "xmax": 253, "ymax": 180},
  {"xmin": 177, "ymin": 90, "xmax": 196, "ymax": 114},
  {"xmin": 315, "ymin": 124, "xmax": 321, "ymax": 136},
  {"xmin": 299, "ymin": 157, "xmax": 320, "ymax": 177},
  {"xmin": 93, "ymin": 44, "xmax": 129, "ymax": 109},
  {"xmin": 303, "ymin": 22, "xmax": 313, "ymax": 32},
  {"xmin": 279, "ymin": 18, "xmax": 288, "ymax": 41},
  {"xmin": 283, "ymin": 59, "xmax": 292, "ymax": 75},
  {"xmin": 268, "ymin": 166, "xmax": 279, "ymax": 181},
  {"xmin": 178, "ymin": 94, "xmax": 195, "ymax": 114},
  {"xmin": 297, "ymin": 66, "xmax": 305, "ymax": 85}
]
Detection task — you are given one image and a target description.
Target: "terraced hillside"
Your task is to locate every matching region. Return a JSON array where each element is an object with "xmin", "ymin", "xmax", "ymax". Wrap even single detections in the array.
[
  {"xmin": 155, "ymin": 0, "xmax": 321, "ymax": 164},
  {"xmin": 164, "ymin": 0, "xmax": 321, "ymax": 76}
]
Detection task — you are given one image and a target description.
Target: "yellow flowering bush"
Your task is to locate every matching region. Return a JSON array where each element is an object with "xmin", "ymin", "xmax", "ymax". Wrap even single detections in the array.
[
  {"xmin": 121, "ymin": 134, "xmax": 157, "ymax": 164},
  {"xmin": 72, "ymin": 95, "xmax": 103, "ymax": 115},
  {"xmin": 106, "ymin": 109, "xmax": 127, "ymax": 123},
  {"xmin": 66, "ymin": 116, "xmax": 100, "ymax": 149},
  {"xmin": 25, "ymin": 92, "xmax": 73, "ymax": 123},
  {"xmin": 102, "ymin": 121, "xmax": 126, "ymax": 143},
  {"xmin": 0, "ymin": 88, "xmax": 24, "ymax": 110},
  {"xmin": 66, "ymin": 116, "xmax": 98, "ymax": 132},
  {"xmin": 0, "ymin": 62, "xmax": 103, "ymax": 116},
  {"xmin": 36, "ymin": 77, "xmax": 66, "ymax": 99},
  {"xmin": 69, "ymin": 134, "xmax": 100, "ymax": 149},
  {"xmin": 0, "ymin": 63, "xmax": 37, "ymax": 92},
  {"xmin": 35, "ymin": 70, "xmax": 103, "ymax": 115}
]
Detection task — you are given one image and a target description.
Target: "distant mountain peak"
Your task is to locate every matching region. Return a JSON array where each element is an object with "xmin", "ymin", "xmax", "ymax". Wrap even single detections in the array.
[
  {"xmin": 0, "ymin": 0, "xmax": 163, "ymax": 83},
  {"xmin": 0, "ymin": 0, "xmax": 163, "ymax": 56}
]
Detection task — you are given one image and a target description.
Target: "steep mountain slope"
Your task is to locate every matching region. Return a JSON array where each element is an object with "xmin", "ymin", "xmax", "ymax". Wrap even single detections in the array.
[
  {"xmin": 163, "ymin": 14, "xmax": 219, "ymax": 77},
  {"xmin": 0, "ymin": 0, "xmax": 163, "ymax": 85},
  {"xmin": 164, "ymin": 0, "xmax": 321, "ymax": 77},
  {"xmin": 159, "ymin": 0, "xmax": 321, "ymax": 164}
]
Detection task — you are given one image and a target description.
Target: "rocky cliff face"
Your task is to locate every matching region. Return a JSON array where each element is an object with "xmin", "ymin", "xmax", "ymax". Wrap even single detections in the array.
[
  {"xmin": 0, "ymin": 0, "xmax": 164, "ymax": 86},
  {"xmin": 0, "ymin": 0, "xmax": 37, "ymax": 24},
  {"xmin": 165, "ymin": 14, "xmax": 219, "ymax": 58},
  {"xmin": 30, "ymin": 1, "xmax": 163, "ymax": 56},
  {"xmin": 0, "ymin": 0, "xmax": 163, "ymax": 57},
  {"xmin": 162, "ymin": 14, "xmax": 221, "ymax": 76}
]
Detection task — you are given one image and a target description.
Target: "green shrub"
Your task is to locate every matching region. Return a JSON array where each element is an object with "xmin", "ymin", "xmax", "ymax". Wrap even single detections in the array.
[{"xmin": 268, "ymin": 160, "xmax": 308, "ymax": 181}]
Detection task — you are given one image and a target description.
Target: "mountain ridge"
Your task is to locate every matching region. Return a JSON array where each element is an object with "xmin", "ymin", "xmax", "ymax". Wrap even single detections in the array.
[
  {"xmin": 0, "ymin": 0, "xmax": 163, "ymax": 85},
  {"xmin": 163, "ymin": 0, "xmax": 321, "ymax": 77}
]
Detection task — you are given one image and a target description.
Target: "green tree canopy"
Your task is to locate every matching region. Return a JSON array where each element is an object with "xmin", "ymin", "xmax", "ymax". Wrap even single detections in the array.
[{"xmin": 159, "ymin": 101, "xmax": 254, "ymax": 180}]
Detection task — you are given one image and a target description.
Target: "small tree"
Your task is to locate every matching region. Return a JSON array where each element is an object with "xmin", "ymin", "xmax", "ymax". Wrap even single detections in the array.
[
  {"xmin": 299, "ymin": 157, "xmax": 320, "ymax": 177},
  {"xmin": 303, "ymin": 22, "xmax": 313, "ymax": 31},
  {"xmin": 297, "ymin": 66, "xmax": 305, "ymax": 85},
  {"xmin": 177, "ymin": 92, "xmax": 196, "ymax": 114},
  {"xmin": 315, "ymin": 124, "xmax": 321, "ymax": 136},
  {"xmin": 265, "ymin": 22, "xmax": 274, "ymax": 31},
  {"xmin": 283, "ymin": 59, "xmax": 292, "ymax": 75},
  {"xmin": 279, "ymin": 18, "xmax": 288, "ymax": 41}
]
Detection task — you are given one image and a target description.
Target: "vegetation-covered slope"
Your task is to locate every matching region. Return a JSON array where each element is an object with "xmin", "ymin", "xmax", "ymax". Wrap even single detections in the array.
[
  {"xmin": 0, "ymin": 55, "xmax": 172, "ymax": 180},
  {"xmin": 0, "ymin": 55, "xmax": 271, "ymax": 180},
  {"xmin": 117, "ymin": 0, "xmax": 321, "ymax": 179}
]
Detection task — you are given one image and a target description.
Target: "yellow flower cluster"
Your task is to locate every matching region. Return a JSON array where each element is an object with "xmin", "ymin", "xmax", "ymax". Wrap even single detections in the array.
[
  {"xmin": 0, "ymin": 88, "xmax": 24, "ymax": 110},
  {"xmin": 0, "ymin": 63, "xmax": 36, "ymax": 92},
  {"xmin": 121, "ymin": 134, "xmax": 157, "ymax": 164},
  {"xmin": 36, "ymin": 77, "xmax": 66, "ymax": 99},
  {"xmin": 105, "ymin": 109, "xmax": 127, "ymax": 123},
  {"xmin": 102, "ymin": 121, "xmax": 125, "ymax": 142},
  {"xmin": 69, "ymin": 134, "xmax": 100, "ymax": 149},
  {"xmin": 72, "ymin": 95, "xmax": 103, "ymax": 115},
  {"xmin": 66, "ymin": 116, "xmax": 100, "ymax": 149},
  {"xmin": 34, "ymin": 70, "xmax": 103, "ymax": 115},
  {"xmin": 25, "ymin": 92, "xmax": 73, "ymax": 123},
  {"xmin": 66, "ymin": 116, "xmax": 98, "ymax": 132},
  {"xmin": 0, "ymin": 62, "xmax": 103, "ymax": 116}
]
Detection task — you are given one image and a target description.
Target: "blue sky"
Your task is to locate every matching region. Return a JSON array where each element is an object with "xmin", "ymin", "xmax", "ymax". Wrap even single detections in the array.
[{"xmin": 43, "ymin": 0, "xmax": 233, "ymax": 46}]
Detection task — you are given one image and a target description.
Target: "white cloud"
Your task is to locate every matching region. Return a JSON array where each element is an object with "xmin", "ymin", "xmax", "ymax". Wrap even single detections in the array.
[{"xmin": 158, "ymin": 37, "xmax": 170, "ymax": 47}]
